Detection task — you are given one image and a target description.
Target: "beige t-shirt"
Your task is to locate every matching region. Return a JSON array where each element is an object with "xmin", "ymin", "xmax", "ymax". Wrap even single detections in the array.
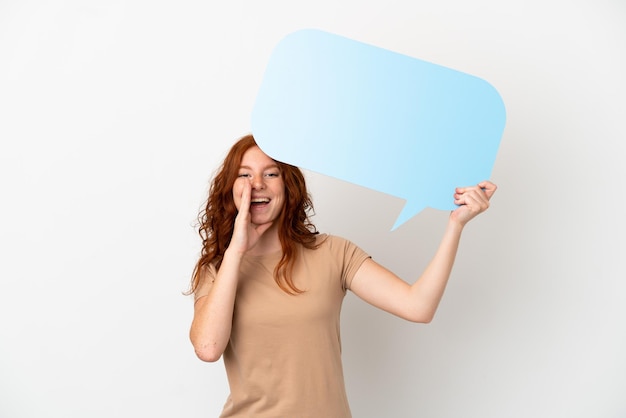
[{"xmin": 195, "ymin": 234, "xmax": 370, "ymax": 418}]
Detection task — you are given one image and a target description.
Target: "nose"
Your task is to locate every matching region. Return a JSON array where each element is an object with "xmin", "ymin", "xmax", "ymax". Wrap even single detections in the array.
[{"xmin": 250, "ymin": 175, "xmax": 265, "ymax": 190}]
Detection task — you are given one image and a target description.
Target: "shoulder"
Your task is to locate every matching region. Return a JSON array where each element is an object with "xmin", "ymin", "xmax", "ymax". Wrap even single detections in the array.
[
  {"xmin": 310, "ymin": 234, "xmax": 371, "ymax": 290},
  {"xmin": 313, "ymin": 233, "xmax": 350, "ymax": 249},
  {"xmin": 312, "ymin": 234, "xmax": 369, "ymax": 257}
]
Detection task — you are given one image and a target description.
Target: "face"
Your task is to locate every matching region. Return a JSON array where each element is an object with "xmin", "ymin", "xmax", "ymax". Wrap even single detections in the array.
[{"xmin": 233, "ymin": 146, "xmax": 285, "ymax": 226}]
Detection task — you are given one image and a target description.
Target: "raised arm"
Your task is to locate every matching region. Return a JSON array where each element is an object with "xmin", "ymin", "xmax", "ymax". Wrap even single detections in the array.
[
  {"xmin": 349, "ymin": 181, "xmax": 497, "ymax": 323},
  {"xmin": 189, "ymin": 182, "xmax": 273, "ymax": 362}
]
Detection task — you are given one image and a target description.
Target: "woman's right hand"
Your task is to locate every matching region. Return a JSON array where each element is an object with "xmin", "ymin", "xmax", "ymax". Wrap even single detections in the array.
[{"xmin": 229, "ymin": 181, "xmax": 274, "ymax": 256}]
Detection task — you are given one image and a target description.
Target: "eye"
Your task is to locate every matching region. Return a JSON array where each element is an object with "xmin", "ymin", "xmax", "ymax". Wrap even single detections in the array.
[
  {"xmin": 238, "ymin": 173, "xmax": 251, "ymax": 178},
  {"xmin": 265, "ymin": 172, "xmax": 280, "ymax": 178}
]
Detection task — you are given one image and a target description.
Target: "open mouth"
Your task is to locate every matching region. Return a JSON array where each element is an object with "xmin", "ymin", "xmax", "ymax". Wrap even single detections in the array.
[{"xmin": 250, "ymin": 197, "xmax": 270, "ymax": 206}]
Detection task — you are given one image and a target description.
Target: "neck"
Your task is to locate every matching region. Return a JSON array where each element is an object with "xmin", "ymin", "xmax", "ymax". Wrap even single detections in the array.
[{"xmin": 247, "ymin": 223, "xmax": 282, "ymax": 256}]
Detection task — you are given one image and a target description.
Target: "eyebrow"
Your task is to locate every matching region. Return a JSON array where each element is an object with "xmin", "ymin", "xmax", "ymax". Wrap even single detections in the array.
[{"xmin": 238, "ymin": 163, "xmax": 279, "ymax": 170}]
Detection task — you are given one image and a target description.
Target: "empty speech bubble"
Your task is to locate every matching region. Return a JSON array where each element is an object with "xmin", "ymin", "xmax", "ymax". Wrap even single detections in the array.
[{"xmin": 251, "ymin": 29, "xmax": 506, "ymax": 230}]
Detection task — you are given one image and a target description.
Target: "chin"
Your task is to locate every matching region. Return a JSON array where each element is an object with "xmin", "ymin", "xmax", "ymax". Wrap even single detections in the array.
[{"xmin": 251, "ymin": 216, "xmax": 275, "ymax": 226}]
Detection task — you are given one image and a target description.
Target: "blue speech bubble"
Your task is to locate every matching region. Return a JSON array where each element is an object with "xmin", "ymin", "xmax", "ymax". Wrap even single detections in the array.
[{"xmin": 251, "ymin": 29, "xmax": 506, "ymax": 230}]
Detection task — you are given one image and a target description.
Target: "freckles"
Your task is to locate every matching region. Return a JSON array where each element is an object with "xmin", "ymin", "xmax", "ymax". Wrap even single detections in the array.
[
  {"xmin": 232, "ymin": 181, "xmax": 243, "ymax": 202},
  {"xmin": 233, "ymin": 178, "xmax": 245, "ymax": 192}
]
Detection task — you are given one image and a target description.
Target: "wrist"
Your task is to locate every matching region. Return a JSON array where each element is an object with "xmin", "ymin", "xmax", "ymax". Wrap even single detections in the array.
[
  {"xmin": 223, "ymin": 247, "xmax": 245, "ymax": 263},
  {"xmin": 447, "ymin": 215, "xmax": 466, "ymax": 233}
]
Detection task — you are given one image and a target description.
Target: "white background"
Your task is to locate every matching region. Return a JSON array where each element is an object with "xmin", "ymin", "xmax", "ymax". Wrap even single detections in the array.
[{"xmin": 1, "ymin": 1, "xmax": 625, "ymax": 417}]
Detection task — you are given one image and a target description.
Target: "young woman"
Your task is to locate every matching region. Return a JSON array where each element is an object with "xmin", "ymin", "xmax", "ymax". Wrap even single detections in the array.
[{"xmin": 189, "ymin": 134, "xmax": 496, "ymax": 417}]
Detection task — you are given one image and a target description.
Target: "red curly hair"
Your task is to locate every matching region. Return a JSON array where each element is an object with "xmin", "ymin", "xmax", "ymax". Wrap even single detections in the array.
[{"xmin": 188, "ymin": 134, "xmax": 319, "ymax": 295}]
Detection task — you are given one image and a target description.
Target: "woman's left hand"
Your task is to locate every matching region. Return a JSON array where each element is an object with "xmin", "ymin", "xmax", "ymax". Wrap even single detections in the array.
[{"xmin": 450, "ymin": 180, "xmax": 497, "ymax": 226}]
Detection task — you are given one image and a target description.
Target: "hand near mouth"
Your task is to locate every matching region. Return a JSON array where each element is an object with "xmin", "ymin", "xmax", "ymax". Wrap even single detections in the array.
[{"xmin": 230, "ymin": 182, "xmax": 274, "ymax": 255}]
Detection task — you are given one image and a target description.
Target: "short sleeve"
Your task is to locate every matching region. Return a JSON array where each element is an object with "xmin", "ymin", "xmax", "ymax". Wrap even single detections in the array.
[
  {"xmin": 325, "ymin": 235, "xmax": 371, "ymax": 291},
  {"xmin": 193, "ymin": 263, "xmax": 218, "ymax": 302}
]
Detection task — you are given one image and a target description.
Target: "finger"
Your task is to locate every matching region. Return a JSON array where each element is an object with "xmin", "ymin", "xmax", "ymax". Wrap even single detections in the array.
[
  {"xmin": 454, "ymin": 195, "xmax": 478, "ymax": 216},
  {"xmin": 231, "ymin": 183, "xmax": 252, "ymax": 251},
  {"xmin": 456, "ymin": 183, "xmax": 495, "ymax": 202},
  {"xmin": 455, "ymin": 188, "xmax": 490, "ymax": 209},
  {"xmin": 454, "ymin": 193, "xmax": 479, "ymax": 207},
  {"xmin": 238, "ymin": 182, "xmax": 252, "ymax": 218},
  {"xmin": 454, "ymin": 186, "xmax": 485, "ymax": 204},
  {"xmin": 454, "ymin": 185, "xmax": 481, "ymax": 196},
  {"xmin": 478, "ymin": 181, "xmax": 497, "ymax": 199}
]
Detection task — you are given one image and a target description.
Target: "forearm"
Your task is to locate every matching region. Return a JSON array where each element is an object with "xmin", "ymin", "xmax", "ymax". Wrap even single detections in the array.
[
  {"xmin": 408, "ymin": 218, "xmax": 464, "ymax": 322},
  {"xmin": 189, "ymin": 249, "xmax": 242, "ymax": 362},
  {"xmin": 350, "ymin": 183, "xmax": 494, "ymax": 323}
]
